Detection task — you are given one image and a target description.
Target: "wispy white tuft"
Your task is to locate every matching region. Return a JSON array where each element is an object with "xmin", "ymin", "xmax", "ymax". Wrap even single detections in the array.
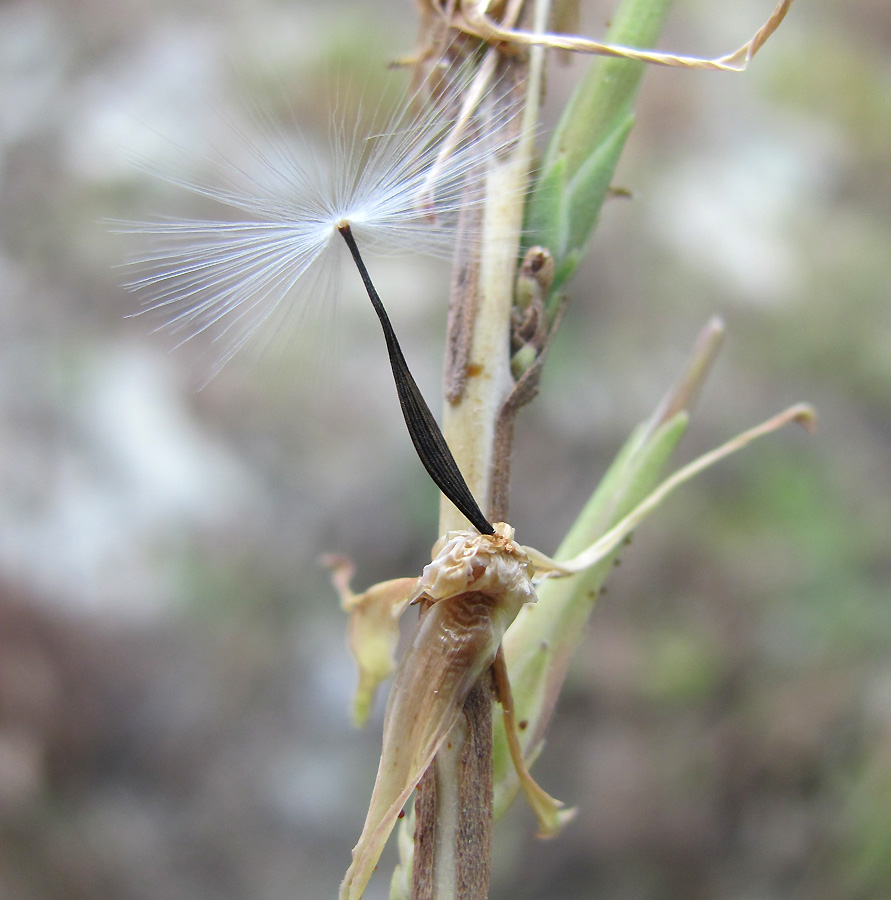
[{"xmin": 120, "ymin": 59, "xmax": 522, "ymax": 377}]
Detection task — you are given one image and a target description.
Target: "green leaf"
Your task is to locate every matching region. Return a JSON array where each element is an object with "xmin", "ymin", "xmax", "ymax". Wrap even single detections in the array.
[
  {"xmin": 527, "ymin": 113, "xmax": 635, "ymax": 295},
  {"xmin": 494, "ymin": 411, "xmax": 689, "ymax": 815},
  {"xmin": 524, "ymin": 0, "xmax": 676, "ymax": 303}
]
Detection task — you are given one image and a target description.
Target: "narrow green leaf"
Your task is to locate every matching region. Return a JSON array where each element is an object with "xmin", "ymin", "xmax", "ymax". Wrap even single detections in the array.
[
  {"xmin": 493, "ymin": 411, "xmax": 689, "ymax": 815},
  {"xmin": 527, "ymin": 112, "xmax": 635, "ymax": 294},
  {"xmin": 525, "ymin": 0, "xmax": 677, "ymax": 300}
]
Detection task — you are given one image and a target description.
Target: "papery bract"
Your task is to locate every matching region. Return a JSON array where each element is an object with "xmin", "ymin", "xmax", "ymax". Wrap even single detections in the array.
[{"xmin": 339, "ymin": 523, "xmax": 536, "ymax": 900}]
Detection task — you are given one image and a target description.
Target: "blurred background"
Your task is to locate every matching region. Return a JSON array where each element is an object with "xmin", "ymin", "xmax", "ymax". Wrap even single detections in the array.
[{"xmin": 0, "ymin": 0, "xmax": 888, "ymax": 898}]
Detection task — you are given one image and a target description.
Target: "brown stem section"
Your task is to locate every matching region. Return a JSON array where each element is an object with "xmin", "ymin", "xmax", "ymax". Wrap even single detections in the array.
[
  {"xmin": 454, "ymin": 677, "xmax": 494, "ymax": 896},
  {"xmin": 412, "ymin": 675, "xmax": 496, "ymax": 899},
  {"xmin": 443, "ymin": 196, "xmax": 482, "ymax": 405},
  {"xmin": 491, "ymin": 294, "xmax": 569, "ymax": 519},
  {"xmin": 411, "ymin": 765, "xmax": 437, "ymax": 900}
]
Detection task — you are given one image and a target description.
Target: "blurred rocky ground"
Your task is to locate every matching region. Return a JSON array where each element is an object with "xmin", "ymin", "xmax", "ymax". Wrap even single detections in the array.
[{"xmin": 0, "ymin": 1, "xmax": 889, "ymax": 898}]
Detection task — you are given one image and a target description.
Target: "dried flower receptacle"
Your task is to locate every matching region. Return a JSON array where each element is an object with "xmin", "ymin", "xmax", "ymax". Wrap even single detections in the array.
[{"xmin": 339, "ymin": 523, "xmax": 551, "ymax": 900}]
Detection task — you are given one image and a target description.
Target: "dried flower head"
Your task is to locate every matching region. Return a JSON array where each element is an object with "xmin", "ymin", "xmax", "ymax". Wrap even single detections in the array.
[
  {"xmin": 413, "ymin": 521, "xmax": 536, "ymax": 604},
  {"xmin": 339, "ymin": 522, "xmax": 548, "ymax": 900}
]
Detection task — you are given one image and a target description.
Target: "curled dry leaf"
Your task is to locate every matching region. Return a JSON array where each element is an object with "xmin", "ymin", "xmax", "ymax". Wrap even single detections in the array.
[
  {"xmin": 323, "ymin": 554, "xmax": 418, "ymax": 728},
  {"xmin": 424, "ymin": 0, "xmax": 794, "ymax": 72}
]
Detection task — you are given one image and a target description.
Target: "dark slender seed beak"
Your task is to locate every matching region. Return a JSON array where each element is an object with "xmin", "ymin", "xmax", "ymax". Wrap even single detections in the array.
[{"xmin": 337, "ymin": 222, "xmax": 494, "ymax": 535}]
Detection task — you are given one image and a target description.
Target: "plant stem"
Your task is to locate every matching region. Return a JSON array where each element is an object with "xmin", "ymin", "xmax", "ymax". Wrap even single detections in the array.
[
  {"xmin": 438, "ymin": 86, "xmax": 529, "ymax": 532},
  {"xmin": 410, "ymin": 5, "xmax": 550, "ymax": 899}
]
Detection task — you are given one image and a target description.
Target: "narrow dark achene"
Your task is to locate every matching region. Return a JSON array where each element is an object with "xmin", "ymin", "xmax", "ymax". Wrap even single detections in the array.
[{"xmin": 337, "ymin": 223, "xmax": 494, "ymax": 535}]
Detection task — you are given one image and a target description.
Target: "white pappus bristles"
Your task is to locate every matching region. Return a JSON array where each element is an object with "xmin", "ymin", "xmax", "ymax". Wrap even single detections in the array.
[{"xmin": 121, "ymin": 57, "xmax": 522, "ymax": 377}]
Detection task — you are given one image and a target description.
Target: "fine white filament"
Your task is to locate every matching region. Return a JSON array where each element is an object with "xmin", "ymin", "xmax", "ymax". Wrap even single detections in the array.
[{"xmin": 121, "ymin": 59, "xmax": 520, "ymax": 377}]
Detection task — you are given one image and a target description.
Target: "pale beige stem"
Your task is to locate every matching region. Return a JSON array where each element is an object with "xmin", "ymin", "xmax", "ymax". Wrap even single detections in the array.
[{"xmin": 438, "ymin": 3, "xmax": 549, "ymax": 535}]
